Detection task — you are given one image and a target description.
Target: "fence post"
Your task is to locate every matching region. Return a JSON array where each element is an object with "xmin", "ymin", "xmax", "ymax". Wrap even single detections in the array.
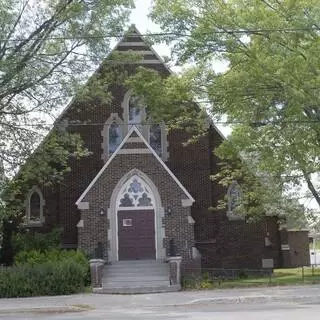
[
  {"xmin": 301, "ymin": 266, "xmax": 304, "ymax": 282},
  {"xmin": 269, "ymin": 269, "xmax": 272, "ymax": 285}
]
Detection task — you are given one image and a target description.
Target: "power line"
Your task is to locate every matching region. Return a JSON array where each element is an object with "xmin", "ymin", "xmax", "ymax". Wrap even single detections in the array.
[
  {"xmin": 1, "ymin": 119, "xmax": 319, "ymax": 128},
  {"xmin": 0, "ymin": 27, "xmax": 319, "ymax": 42}
]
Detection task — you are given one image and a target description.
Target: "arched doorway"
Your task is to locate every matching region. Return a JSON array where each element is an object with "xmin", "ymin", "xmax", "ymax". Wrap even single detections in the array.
[{"xmin": 116, "ymin": 175, "xmax": 156, "ymax": 260}]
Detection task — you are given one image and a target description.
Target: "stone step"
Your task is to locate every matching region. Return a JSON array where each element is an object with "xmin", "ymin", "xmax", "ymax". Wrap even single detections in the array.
[
  {"xmin": 105, "ymin": 269, "xmax": 168, "ymax": 274},
  {"xmin": 105, "ymin": 263, "xmax": 168, "ymax": 270},
  {"xmin": 103, "ymin": 281, "xmax": 170, "ymax": 288},
  {"xmin": 103, "ymin": 273, "xmax": 169, "ymax": 280},
  {"xmin": 103, "ymin": 279, "xmax": 169, "ymax": 283},
  {"xmin": 106, "ymin": 270, "xmax": 168, "ymax": 275},
  {"xmin": 110, "ymin": 260, "xmax": 165, "ymax": 264},
  {"xmin": 105, "ymin": 267, "xmax": 168, "ymax": 274},
  {"xmin": 99, "ymin": 260, "xmax": 175, "ymax": 294},
  {"xmin": 94, "ymin": 285, "xmax": 180, "ymax": 294}
]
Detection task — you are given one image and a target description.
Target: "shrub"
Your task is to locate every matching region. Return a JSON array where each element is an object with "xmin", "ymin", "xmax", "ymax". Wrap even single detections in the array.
[
  {"xmin": 14, "ymin": 248, "xmax": 88, "ymax": 267},
  {"xmin": 0, "ymin": 260, "xmax": 87, "ymax": 297},
  {"xmin": 12, "ymin": 228, "xmax": 62, "ymax": 254},
  {"xmin": 0, "ymin": 250, "xmax": 90, "ymax": 297}
]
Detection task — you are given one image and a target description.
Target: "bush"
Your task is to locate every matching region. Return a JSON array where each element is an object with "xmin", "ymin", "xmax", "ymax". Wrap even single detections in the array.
[
  {"xmin": 0, "ymin": 249, "xmax": 90, "ymax": 298},
  {"xmin": 0, "ymin": 260, "xmax": 87, "ymax": 297},
  {"xmin": 12, "ymin": 228, "xmax": 62, "ymax": 254},
  {"xmin": 14, "ymin": 248, "xmax": 88, "ymax": 267}
]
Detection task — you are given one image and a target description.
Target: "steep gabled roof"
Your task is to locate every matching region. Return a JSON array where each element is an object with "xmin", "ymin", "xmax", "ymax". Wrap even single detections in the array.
[
  {"xmin": 75, "ymin": 125, "xmax": 195, "ymax": 206},
  {"xmin": 54, "ymin": 24, "xmax": 171, "ymax": 125}
]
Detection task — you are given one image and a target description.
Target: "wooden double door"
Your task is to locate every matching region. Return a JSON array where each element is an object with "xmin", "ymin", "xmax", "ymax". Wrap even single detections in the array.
[{"xmin": 118, "ymin": 210, "xmax": 156, "ymax": 260}]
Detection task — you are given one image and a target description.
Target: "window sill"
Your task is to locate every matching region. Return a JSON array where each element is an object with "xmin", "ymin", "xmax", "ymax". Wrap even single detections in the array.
[{"xmin": 22, "ymin": 220, "xmax": 45, "ymax": 227}]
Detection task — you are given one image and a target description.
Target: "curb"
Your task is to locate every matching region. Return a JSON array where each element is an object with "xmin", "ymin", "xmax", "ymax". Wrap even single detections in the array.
[
  {"xmin": 0, "ymin": 305, "xmax": 93, "ymax": 315},
  {"xmin": 170, "ymin": 294, "xmax": 320, "ymax": 306}
]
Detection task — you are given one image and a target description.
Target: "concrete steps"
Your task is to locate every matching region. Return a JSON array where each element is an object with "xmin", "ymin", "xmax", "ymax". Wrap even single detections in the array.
[{"xmin": 98, "ymin": 260, "xmax": 180, "ymax": 294}]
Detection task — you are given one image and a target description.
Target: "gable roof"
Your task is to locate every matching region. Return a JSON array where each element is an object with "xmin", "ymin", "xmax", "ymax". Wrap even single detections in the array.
[
  {"xmin": 75, "ymin": 125, "xmax": 195, "ymax": 206},
  {"xmin": 54, "ymin": 25, "xmax": 171, "ymax": 126}
]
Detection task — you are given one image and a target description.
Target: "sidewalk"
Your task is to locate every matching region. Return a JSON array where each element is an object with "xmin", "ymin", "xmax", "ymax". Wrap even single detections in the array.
[{"xmin": 0, "ymin": 284, "xmax": 320, "ymax": 314}]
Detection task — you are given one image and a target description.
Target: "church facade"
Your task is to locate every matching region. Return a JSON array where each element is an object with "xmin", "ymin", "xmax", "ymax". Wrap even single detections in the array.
[{"xmin": 24, "ymin": 27, "xmax": 310, "ymax": 282}]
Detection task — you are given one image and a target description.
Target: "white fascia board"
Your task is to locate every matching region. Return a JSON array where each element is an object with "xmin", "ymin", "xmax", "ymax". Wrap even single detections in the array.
[{"xmin": 75, "ymin": 126, "xmax": 195, "ymax": 205}]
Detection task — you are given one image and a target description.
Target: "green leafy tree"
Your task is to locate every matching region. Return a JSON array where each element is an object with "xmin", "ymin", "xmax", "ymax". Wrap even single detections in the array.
[
  {"xmin": 0, "ymin": 0, "xmax": 134, "ymax": 263},
  {"xmin": 146, "ymin": 0, "xmax": 320, "ymax": 212},
  {"xmin": 0, "ymin": 0, "xmax": 133, "ymax": 174}
]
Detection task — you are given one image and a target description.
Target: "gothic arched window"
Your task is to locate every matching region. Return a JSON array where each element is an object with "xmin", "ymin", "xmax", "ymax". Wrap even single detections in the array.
[
  {"xmin": 26, "ymin": 186, "xmax": 45, "ymax": 225},
  {"xmin": 101, "ymin": 92, "xmax": 168, "ymax": 161},
  {"xmin": 227, "ymin": 181, "xmax": 244, "ymax": 220},
  {"xmin": 30, "ymin": 192, "xmax": 41, "ymax": 221},
  {"xmin": 128, "ymin": 96, "xmax": 143, "ymax": 124}
]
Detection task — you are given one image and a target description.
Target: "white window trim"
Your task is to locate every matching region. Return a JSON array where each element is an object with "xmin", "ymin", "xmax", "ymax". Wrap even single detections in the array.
[
  {"xmin": 25, "ymin": 186, "xmax": 45, "ymax": 226},
  {"xmin": 121, "ymin": 90, "xmax": 168, "ymax": 161}
]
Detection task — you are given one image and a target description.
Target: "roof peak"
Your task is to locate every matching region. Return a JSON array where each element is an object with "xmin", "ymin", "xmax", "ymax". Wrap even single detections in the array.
[{"xmin": 75, "ymin": 125, "xmax": 195, "ymax": 206}]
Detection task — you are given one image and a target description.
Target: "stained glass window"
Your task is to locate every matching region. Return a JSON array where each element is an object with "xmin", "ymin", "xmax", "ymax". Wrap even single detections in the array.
[
  {"xmin": 128, "ymin": 178, "xmax": 143, "ymax": 193},
  {"xmin": 128, "ymin": 96, "xmax": 142, "ymax": 127},
  {"xmin": 150, "ymin": 124, "xmax": 162, "ymax": 156},
  {"xmin": 118, "ymin": 176, "xmax": 154, "ymax": 208},
  {"xmin": 227, "ymin": 181, "xmax": 242, "ymax": 214},
  {"xmin": 119, "ymin": 193, "xmax": 134, "ymax": 207},
  {"xmin": 109, "ymin": 122, "xmax": 122, "ymax": 154},
  {"xmin": 138, "ymin": 193, "xmax": 152, "ymax": 206}
]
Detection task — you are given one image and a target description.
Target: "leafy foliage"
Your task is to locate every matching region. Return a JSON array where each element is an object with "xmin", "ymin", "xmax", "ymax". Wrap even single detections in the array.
[
  {"xmin": 148, "ymin": 0, "xmax": 320, "ymax": 213},
  {"xmin": 12, "ymin": 228, "xmax": 62, "ymax": 254},
  {"xmin": 126, "ymin": 66, "xmax": 209, "ymax": 140},
  {"xmin": 14, "ymin": 248, "xmax": 88, "ymax": 268},
  {"xmin": 0, "ymin": 250, "xmax": 89, "ymax": 297},
  {"xmin": 0, "ymin": 0, "xmax": 134, "ymax": 174}
]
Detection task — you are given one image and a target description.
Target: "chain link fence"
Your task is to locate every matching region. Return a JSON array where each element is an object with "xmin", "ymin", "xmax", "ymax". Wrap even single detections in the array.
[{"xmin": 182, "ymin": 265, "xmax": 320, "ymax": 289}]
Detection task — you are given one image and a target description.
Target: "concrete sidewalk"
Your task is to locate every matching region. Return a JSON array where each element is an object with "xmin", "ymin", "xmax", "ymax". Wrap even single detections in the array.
[{"xmin": 0, "ymin": 284, "xmax": 320, "ymax": 314}]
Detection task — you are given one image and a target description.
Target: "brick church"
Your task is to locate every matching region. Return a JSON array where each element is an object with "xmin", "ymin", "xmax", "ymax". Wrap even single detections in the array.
[{"xmin": 24, "ymin": 26, "xmax": 309, "ymax": 292}]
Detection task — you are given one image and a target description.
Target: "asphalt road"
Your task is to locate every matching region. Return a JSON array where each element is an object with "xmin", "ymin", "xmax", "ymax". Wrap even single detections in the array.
[
  {"xmin": 2, "ymin": 302, "xmax": 320, "ymax": 320},
  {"xmin": 1, "ymin": 285, "xmax": 320, "ymax": 320}
]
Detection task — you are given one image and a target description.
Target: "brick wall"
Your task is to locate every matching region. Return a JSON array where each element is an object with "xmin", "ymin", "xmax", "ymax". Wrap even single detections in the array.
[
  {"xmin": 280, "ymin": 229, "xmax": 310, "ymax": 267},
  {"xmin": 196, "ymin": 213, "xmax": 281, "ymax": 269},
  {"xmin": 79, "ymin": 151, "xmax": 194, "ymax": 265}
]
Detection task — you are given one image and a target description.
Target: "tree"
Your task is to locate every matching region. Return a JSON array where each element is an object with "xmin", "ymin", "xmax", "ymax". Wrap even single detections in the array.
[
  {"xmin": 0, "ymin": 0, "xmax": 133, "ymax": 175},
  {"xmin": 146, "ymin": 0, "xmax": 320, "ymax": 211},
  {"xmin": 0, "ymin": 0, "xmax": 134, "ymax": 264}
]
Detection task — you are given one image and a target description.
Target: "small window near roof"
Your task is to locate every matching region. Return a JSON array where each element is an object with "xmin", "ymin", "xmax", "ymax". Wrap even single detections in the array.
[{"xmin": 128, "ymin": 95, "xmax": 143, "ymax": 132}]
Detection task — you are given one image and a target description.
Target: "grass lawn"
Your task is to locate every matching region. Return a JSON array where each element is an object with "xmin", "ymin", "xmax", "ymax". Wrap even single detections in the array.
[{"xmin": 183, "ymin": 266, "xmax": 320, "ymax": 290}]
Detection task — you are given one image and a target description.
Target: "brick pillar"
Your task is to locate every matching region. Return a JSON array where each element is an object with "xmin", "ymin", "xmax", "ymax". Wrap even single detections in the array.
[{"xmin": 89, "ymin": 259, "xmax": 105, "ymax": 288}]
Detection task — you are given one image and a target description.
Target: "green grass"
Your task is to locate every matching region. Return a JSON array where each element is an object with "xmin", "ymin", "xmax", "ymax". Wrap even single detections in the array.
[{"xmin": 183, "ymin": 267, "xmax": 320, "ymax": 290}]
